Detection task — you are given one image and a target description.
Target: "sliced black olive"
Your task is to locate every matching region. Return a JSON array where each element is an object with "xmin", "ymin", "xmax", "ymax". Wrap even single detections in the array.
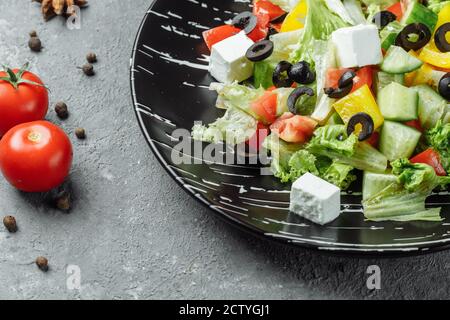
[
  {"xmin": 271, "ymin": 12, "xmax": 288, "ymax": 24},
  {"xmin": 439, "ymin": 73, "xmax": 450, "ymax": 100},
  {"xmin": 347, "ymin": 112, "xmax": 375, "ymax": 142},
  {"xmin": 232, "ymin": 11, "xmax": 258, "ymax": 34},
  {"xmin": 324, "ymin": 84, "xmax": 353, "ymax": 99},
  {"xmin": 372, "ymin": 11, "xmax": 397, "ymax": 29},
  {"xmin": 288, "ymin": 61, "xmax": 316, "ymax": 84},
  {"xmin": 287, "ymin": 86, "xmax": 315, "ymax": 114},
  {"xmin": 434, "ymin": 23, "xmax": 450, "ymax": 53},
  {"xmin": 338, "ymin": 71, "xmax": 356, "ymax": 89},
  {"xmin": 246, "ymin": 40, "xmax": 274, "ymax": 62},
  {"xmin": 266, "ymin": 26, "xmax": 278, "ymax": 39},
  {"xmin": 272, "ymin": 61, "xmax": 294, "ymax": 88},
  {"xmin": 395, "ymin": 23, "xmax": 431, "ymax": 51}
]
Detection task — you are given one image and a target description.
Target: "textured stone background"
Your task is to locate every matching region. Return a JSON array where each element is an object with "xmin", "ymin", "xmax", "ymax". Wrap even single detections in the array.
[{"xmin": 0, "ymin": 0, "xmax": 449, "ymax": 300}]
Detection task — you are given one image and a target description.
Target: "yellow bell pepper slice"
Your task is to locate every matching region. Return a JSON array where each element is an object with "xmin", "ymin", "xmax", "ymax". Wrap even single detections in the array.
[
  {"xmin": 333, "ymin": 85, "xmax": 384, "ymax": 130},
  {"xmin": 280, "ymin": 0, "xmax": 307, "ymax": 32},
  {"xmin": 405, "ymin": 62, "xmax": 447, "ymax": 88},
  {"xmin": 418, "ymin": 4, "xmax": 450, "ymax": 69}
]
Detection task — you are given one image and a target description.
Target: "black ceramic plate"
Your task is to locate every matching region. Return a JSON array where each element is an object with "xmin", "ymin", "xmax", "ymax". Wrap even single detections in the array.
[{"xmin": 131, "ymin": 0, "xmax": 450, "ymax": 255}]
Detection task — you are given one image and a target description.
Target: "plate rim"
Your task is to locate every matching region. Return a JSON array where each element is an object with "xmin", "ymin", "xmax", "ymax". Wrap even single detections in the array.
[{"xmin": 129, "ymin": 0, "xmax": 450, "ymax": 256}]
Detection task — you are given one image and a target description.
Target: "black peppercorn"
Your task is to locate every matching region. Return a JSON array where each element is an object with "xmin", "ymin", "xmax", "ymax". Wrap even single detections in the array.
[
  {"xmin": 86, "ymin": 52, "xmax": 97, "ymax": 63},
  {"xmin": 36, "ymin": 256, "xmax": 49, "ymax": 272},
  {"xmin": 81, "ymin": 63, "xmax": 95, "ymax": 76},
  {"xmin": 55, "ymin": 101, "xmax": 69, "ymax": 119},
  {"xmin": 3, "ymin": 216, "xmax": 17, "ymax": 233},
  {"xmin": 55, "ymin": 191, "xmax": 71, "ymax": 211},
  {"xmin": 28, "ymin": 37, "xmax": 42, "ymax": 52},
  {"xmin": 75, "ymin": 128, "xmax": 86, "ymax": 140}
]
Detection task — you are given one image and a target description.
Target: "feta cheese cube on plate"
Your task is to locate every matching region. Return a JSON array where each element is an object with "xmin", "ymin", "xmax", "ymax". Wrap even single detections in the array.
[
  {"xmin": 209, "ymin": 32, "xmax": 254, "ymax": 84},
  {"xmin": 331, "ymin": 24, "xmax": 383, "ymax": 68},
  {"xmin": 289, "ymin": 173, "xmax": 341, "ymax": 225}
]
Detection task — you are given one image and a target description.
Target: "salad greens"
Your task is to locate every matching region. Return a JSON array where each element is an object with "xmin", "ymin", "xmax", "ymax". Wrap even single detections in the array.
[{"xmin": 426, "ymin": 121, "xmax": 450, "ymax": 172}]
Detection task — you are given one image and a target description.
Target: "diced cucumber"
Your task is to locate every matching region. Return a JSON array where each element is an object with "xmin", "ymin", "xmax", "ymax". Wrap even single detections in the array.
[
  {"xmin": 401, "ymin": 0, "xmax": 438, "ymax": 33},
  {"xmin": 363, "ymin": 172, "xmax": 398, "ymax": 200},
  {"xmin": 412, "ymin": 85, "xmax": 447, "ymax": 129},
  {"xmin": 379, "ymin": 121, "xmax": 422, "ymax": 161},
  {"xmin": 381, "ymin": 46, "xmax": 423, "ymax": 74},
  {"xmin": 380, "ymin": 21, "xmax": 403, "ymax": 51},
  {"xmin": 378, "ymin": 82, "xmax": 418, "ymax": 121},
  {"xmin": 376, "ymin": 71, "xmax": 405, "ymax": 94},
  {"xmin": 311, "ymin": 94, "xmax": 335, "ymax": 125}
]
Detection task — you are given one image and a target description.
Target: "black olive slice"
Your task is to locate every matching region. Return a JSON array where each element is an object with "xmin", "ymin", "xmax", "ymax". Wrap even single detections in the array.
[
  {"xmin": 338, "ymin": 71, "xmax": 356, "ymax": 89},
  {"xmin": 395, "ymin": 23, "xmax": 431, "ymax": 51},
  {"xmin": 324, "ymin": 84, "xmax": 353, "ymax": 99},
  {"xmin": 288, "ymin": 61, "xmax": 316, "ymax": 84},
  {"xmin": 273, "ymin": 61, "xmax": 294, "ymax": 88},
  {"xmin": 246, "ymin": 40, "xmax": 274, "ymax": 62},
  {"xmin": 287, "ymin": 87, "xmax": 315, "ymax": 114},
  {"xmin": 232, "ymin": 11, "xmax": 258, "ymax": 34},
  {"xmin": 372, "ymin": 11, "xmax": 397, "ymax": 29},
  {"xmin": 266, "ymin": 26, "xmax": 278, "ymax": 39},
  {"xmin": 271, "ymin": 12, "xmax": 288, "ymax": 24},
  {"xmin": 435, "ymin": 23, "xmax": 450, "ymax": 53},
  {"xmin": 439, "ymin": 73, "xmax": 450, "ymax": 100},
  {"xmin": 347, "ymin": 112, "xmax": 375, "ymax": 142}
]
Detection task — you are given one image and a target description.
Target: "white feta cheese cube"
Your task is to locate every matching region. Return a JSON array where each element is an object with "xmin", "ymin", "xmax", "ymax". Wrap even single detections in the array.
[
  {"xmin": 331, "ymin": 24, "xmax": 383, "ymax": 68},
  {"xmin": 289, "ymin": 173, "xmax": 341, "ymax": 225},
  {"xmin": 209, "ymin": 32, "xmax": 254, "ymax": 84}
]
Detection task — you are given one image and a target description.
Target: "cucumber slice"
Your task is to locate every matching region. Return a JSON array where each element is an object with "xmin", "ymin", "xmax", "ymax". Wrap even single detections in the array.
[
  {"xmin": 380, "ymin": 21, "xmax": 403, "ymax": 51},
  {"xmin": 363, "ymin": 172, "xmax": 398, "ymax": 200},
  {"xmin": 401, "ymin": 0, "xmax": 438, "ymax": 33},
  {"xmin": 376, "ymin": 71, "xmax": 405, "ymax": 93},
  {"xmin": 381, "ymin": 46, "xmax": 423, "ymax": 74},
  {"xmin": 412, "ymin": 84, "xmax": 447, "ymax": 129},
  {"xmin": 378, "ymin": 82, "xmax": 418, "ymax": 121},
  {"xmin": 379, "ymin": 121, "xmax": 422, "ymax": 161}
]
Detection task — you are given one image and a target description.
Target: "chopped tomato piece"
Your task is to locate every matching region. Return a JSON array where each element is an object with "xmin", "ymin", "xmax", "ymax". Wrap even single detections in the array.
[
  {"xmin": 253, "ymin": 0, "xmax": 285, "ymax": 21},
  {"xmin": 246, "ymin": 122, "xmax": 270, "ymax": 152},
  {"xmin": 352, "ymin": 66, "xmax": 373, "ymax": 93},
  {"xmin": 366, "ymin": 131, "xmax": 380, "ymax": 148},
  {"xmin": 270, "ymin": 112, "xmax": 317, "ymax": 143},
  {"xmin": 270, "ymin": 22, "xmax": 283, "ymax": 32},
  {"xmin": 404, "ymin": 119, "xmax": 423, "ymax": 132},
  {"xmin": 202, "ymin": 25, "xmax": 241, "ymax": 50},
  {"xmin": 251, "ymin": 91, "xmax": 278, "ymax": 124},
  {"xmin": 325, "ymin": 68, "xmax": 351, "ymax": 88},
  {"xmin": 387, "ymin": 2, "xmax": 403, "ymax": 21},
  {"xmin": 247, "ymin": 13, "xmax": 270, "ymax": 42},
  {"xmin": 411, "ymin": 149, "xmax": 447, "ymax": 176}
]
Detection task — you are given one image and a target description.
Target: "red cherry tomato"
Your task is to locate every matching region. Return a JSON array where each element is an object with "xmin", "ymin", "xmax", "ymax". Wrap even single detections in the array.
[
  {"xmin": 0, "ymin": 121, "xmax": 73, "ymax": 192},
  {"xmin": 246, "ymin": 122, "xmax": 270, "ymax": 152},
  {"xmin": 202, "ymin": 25, "xmax": 241, "ymax": 50},
  {"xmin": 411, "ymin": 148, "xmax": 447, "ymax": 176},
  {"xmin": 253, "ymin": 0, "xmax": 285, "ymax": 21},
  {"xmin": 387, "ymin": 2, "xmax": 403, "ymax": 21},
  {"xmin": 251, "ymin": 91, "xmax": 278, "ymax": 124},
  {"xmin": 404, "ymin": 119, "xmax": 423, "ymax": 132},
  {"xmin": 270, "ymin": 112, "xmax": 317, "ymax": 143},
  {"xmin": 0, "ymin": 67, "xmax": 48, "ymax": 137}
]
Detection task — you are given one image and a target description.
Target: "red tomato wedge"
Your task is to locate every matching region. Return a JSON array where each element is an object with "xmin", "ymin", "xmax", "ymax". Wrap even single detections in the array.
[
  {"xmin": 270, "ymin": 113, "xmax": 317, "ymax": 143},
  {"xmin": 387, "ymin": 2, "xmax": 403, "ymax": 21},
  {"xmin": 366, "ymin": 131, "xmax": 380, "ymax": 148},
  {"xmin": 325, "ymin": 68, "xmax": 350, "ymax": 88},
  {"xmin": 251, "ymin": 91, "xmax": 278, "ymax": 124},
  {"xmin": 325, "ymin": 67, "xmax": 373, "ymax": 93},
  {"xmin": 246, "ymin": 122, "xmax": 270, "ymax": 152},
  {"xmin": 404, "ymin": 119, "xmax": 423, "ymax": 132},
  {"xmin": 411, "ymin": 149, "xmax": 447, "ymax": 176},
  {"xmin": 253, "ymin": 0, "xmax": 285, "ymax": 21},
  {"xmin": 247, "ymin": 13, "xmax": 270, "ymax": 42},
  {"xmin": 202, "ymin": 25, "xmax": 241, "ymax": 50}
]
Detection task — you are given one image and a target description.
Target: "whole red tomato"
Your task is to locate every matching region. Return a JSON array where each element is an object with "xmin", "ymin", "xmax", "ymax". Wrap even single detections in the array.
[
  {"xmin": 0, "ymin": 65, "xmax": 49, "ymax": 137},
  {"xmin": 0, "ymin": 121, "xmax": 73, "ymax": 192}
]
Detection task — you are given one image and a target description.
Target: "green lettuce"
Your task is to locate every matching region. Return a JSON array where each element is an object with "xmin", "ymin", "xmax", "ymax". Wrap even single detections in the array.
[
  {"xmin": 426, "ymin": 0, "xmax": 450, "ymax": 13},
  {"xmin": 426, "ymin": 121, "xmax": 450, "ymax": 173},
  {"xmin": 306, "ymin": 125, "xmax": 388, "ymax": 172},
  {"xmin": 211, "ymin": 82, "xmax": 264, "ymax": 113},
  {"xmin": 363, "ymin": 159, "xmax": 450, "ymax": 222},
  {"xmin": 290, "ymin": 0, "xmax": 349, "ymax": 64}
]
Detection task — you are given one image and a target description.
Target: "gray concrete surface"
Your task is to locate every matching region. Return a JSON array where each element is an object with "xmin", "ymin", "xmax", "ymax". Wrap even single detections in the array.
[{"xmin": 0, "ymin": 0, "xmax": 449, "ymax": 300}]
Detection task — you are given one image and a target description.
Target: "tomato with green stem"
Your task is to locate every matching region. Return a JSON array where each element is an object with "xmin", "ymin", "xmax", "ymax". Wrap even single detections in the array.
[
  {"xmin": 0, "ymin": 63, "xmax": 48, "ymax": 137},
  {"xmin": 0, "ymin": 121, "xmax": 73, "ymax": 192}
]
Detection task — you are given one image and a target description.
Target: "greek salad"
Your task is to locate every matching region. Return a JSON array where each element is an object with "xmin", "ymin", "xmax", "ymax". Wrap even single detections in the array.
[{"xmin": 193, "ymin": 0, "xmax": 450, "ymax": 225}]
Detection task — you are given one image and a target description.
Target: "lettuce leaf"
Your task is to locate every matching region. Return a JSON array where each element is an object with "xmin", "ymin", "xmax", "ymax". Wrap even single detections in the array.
[
  {"xmin": 426, "ymin": 0, "xmax": 450, "ymax": 13},
  {"xmin": 426, "ymin": 121, "xmax": 450, "ymax": 173}
]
